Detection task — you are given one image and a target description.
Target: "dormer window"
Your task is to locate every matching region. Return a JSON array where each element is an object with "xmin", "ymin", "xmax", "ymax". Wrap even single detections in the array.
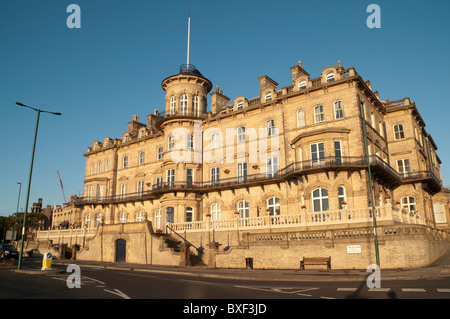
[
  {"xmin": 326, "ymin": 72, "xmax": 335, "ymax": 83},
  {"xmin": 123, "ymin": 135, "xmax": 128, "ymax": 143},
  {"xmin": 139, "ymin": 130, "xmax": 145, "ymax": 138},
  {"xmin": 298, "ymin": 80, "xmax": 306, "ymax": 90},
  {"xmin": 264, "ymin": 92, "xmax": 272, "ymax": 102},
  {"xmin": 104, "ymin": 139, "xmax": 109, "ymax": 147},
  {"xmin": 236, "ymin": 100, "xmax": 244, "ymax": 110}
]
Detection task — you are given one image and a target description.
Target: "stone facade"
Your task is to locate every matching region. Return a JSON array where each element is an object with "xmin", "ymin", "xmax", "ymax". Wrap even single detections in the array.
[{"xmin": 45, "ymin": 60, "xmax": 450, "ymax": 269}]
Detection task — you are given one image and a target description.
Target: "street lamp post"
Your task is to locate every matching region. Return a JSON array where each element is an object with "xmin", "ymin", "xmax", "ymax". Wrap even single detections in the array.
[
  {"xmin": 14, "ymin": 182, "xmax": 22, "ymax": 242},
  {"xmin": 16, "ymin": 102, "xmax": 61, "ymax": 270}
]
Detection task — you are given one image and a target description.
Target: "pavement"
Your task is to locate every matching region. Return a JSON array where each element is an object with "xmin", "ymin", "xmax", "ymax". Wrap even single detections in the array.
[{"xmin": 30, "ymin": 250, "xmax": 450, "ymax": 282}]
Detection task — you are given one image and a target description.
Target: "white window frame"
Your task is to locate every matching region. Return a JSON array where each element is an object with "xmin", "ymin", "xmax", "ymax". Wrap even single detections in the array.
[
  {"xmin": 180, "ymin": 94, "xmax": 188, "ymax": 115},
  {"xmin": 157, "ymin": 147, "xmax": 163, "ymax": 160},
  {"xmin": 397, "ymin": 158, "xmax": 411, "ymax": 177},
  {"xmin": 211, "ymin": 167, "xmax": 220, "ymax": 184},
  {"xmin": 136, "ymin": 211, "xmax": 144, "ymax": 222},
  {"xmin": 187, "ymin": 134, "xmax": 193, "ymax": 149},
  {"xmin": 237, "ymin": 126, "xmax": 245, "ymax": 143},
  {"xmin": 211, "ymin": 133, "xmax": 219, "ymax": 150},
  {"xmin": 237, "ymin": 200, "xmax": 249, "ymax": 218},
  {"xmin": 394, "ymin": 124, "xmax": 405, "ymax": 140},
  {"xmin": 312, "ymin": 188, "xmax": 329, "ymax": 212},
  {"xmin": 168, "ymin": 135, "xmax": 175, "ymax": 150},
  {"xmin": 137, "ymin": 180, "xmax": 144, "ymax": 195},
  {"xmin": 297, "ymin": 109, "xmax": 305, "ymax": 128},
  {"xmin": 166, "ymin": 169, "xmax": 175, "ymax": 186},
  {"xmin": 120, "ymin": 183, "xmax": 127, "ymax": 200},
  {"xmin": 139, "ymin": 151, "xmax": 145, "ymax": 165},
  {"xmin": 334, "ymin": 100, "xmax": 343, "ymax": 119},
  {"xmin": 265, "ymin": 119, "xmax": 275, "ymax": 137},
  {"xmin": 97, "ymin": 161, "xmax": 102, "ymax": 173},
  {"xmin": 314, "ymin": 105, "xmax": 325, "ymax": 124},
  {"xmin": 401, "ymin": 196, "xmax": 416, "ymax": 212},
  {"xmin": 267, "ymin": 197, "xmax": 280, "ymax": 216},
  {"xmin": 95, "ymin": 214, "xmax": 102, "ymax": 227},
  {"xmin": 326, "ymin": 72, "xmax": 335, "ymax": 82},
  {"xmin": 298, "ymin": 80, "xmax": 306, "ymax": 90},
  {"xmin": 105, "ymin": 159, "xmax": 109, "ymax": 172},
  {"xmin": 185, "ymin": 207, "xmax": 193, "ymax": 222},
  {"xmin": 122, "ymin": 156, "xmax": 128, "ymax": 169},
  {"xmin": 155, "ymin": 209, "xmax": 161, "ymax": 230},
  {"xmin": 119, "ymin": 212, "xmax": 127, "ymax": 224},
  {"xmin": 433, "ymin": 202, "xmax": 446, "ymax": 223},
  {"xmin": 170, "ymin": 96, "xmax": 176, "ymax": 115},
  {"xmin": 237, "ymin": 162, "xmax": 247, "ymax": 183},
  {"xmin": 192, "ymin": 95, "xmax": 200, "ymax": 116},
  {"xmin": 236, "ymin": 100, "xmax": 244, "ymax": 110},
  {"xmin": 264, "ymin": 92, "xmax": 272, "ymax": 102},
  {"xmin": 186, "ymin": 168, "xmax": 194, "ymax": 186},
  {"xmin": 334, "ymin": 140, "xmax": 342, "ymax": 165},
  {"xmin": 85, "ymin": 214, "xmax": 91, "ymax": 228},
  {"xmin": 266, "ymin": 156, "xmax": 278, "ymax": 178},
  {"xmin": 310, "ymin": 142, "xmax": 325, "ymax": 166},
  {"xmin": 338, "ymin": 186, "xmax": 346, "ymax": 209},
  {"xmin": 211, "ymin": 203, "xmax": 221, "ymax": 221}
]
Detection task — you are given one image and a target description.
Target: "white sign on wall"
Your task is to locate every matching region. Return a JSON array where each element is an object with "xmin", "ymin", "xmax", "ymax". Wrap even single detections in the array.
[{"xmin": 347, "ymin": 245, "xmax": 362, "ymax": 254}]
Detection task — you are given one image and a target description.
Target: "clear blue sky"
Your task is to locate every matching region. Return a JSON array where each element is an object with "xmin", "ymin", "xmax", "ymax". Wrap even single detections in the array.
[{"xmin": 1, "ymin": 0, "xmax": 449, "ymax": 216}]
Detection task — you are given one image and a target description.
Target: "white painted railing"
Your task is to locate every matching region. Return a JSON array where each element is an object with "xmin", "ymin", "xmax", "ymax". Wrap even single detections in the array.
[
  {"xmin": 36, "ymin": 227, "xmax": 97, "ymax": 245},
  {"xmin": 169, "ymin": 204, "xmax": 427, "ymax": 233}
]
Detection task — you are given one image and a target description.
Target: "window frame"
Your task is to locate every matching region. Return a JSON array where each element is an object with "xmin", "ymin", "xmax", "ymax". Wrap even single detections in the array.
[
  {"xmin": 393, "ymin": 124, "xmax": 405, "ymax": 140},
  {"xmin": 314, "ymin": 105, "xmax": 325, "ymax": 124},
  {"xmin": 334, "ymin": 100, "xmax": 343, "ymax": 119},
  {"xmin": 312, "ymin": 188, "xmax": 329, "ymax": 212}
]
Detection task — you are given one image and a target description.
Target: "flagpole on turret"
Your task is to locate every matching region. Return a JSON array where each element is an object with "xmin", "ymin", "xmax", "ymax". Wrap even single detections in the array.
[{"xmin": 186, "ymin": 10, "xmax": 191, "ymax": 69}]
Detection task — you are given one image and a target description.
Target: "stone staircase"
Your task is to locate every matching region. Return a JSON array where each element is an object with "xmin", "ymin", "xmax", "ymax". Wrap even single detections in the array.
[{"xmin": 161, "ymin": 234, "xmax": 205, "ymax": 266}]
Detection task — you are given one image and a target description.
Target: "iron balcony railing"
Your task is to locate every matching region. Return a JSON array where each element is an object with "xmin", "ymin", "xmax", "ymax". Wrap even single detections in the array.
[{"xmin": 74, "ymin": 155, "xmax": 441, "ymax": 205}]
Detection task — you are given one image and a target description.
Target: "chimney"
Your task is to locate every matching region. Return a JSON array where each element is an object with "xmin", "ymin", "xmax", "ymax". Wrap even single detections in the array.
[{"xmin": 211, "ymin": 85, "xmax": 230, "ymax": 113}]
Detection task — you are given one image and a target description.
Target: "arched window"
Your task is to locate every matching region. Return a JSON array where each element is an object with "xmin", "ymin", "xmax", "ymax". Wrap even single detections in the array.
[
  {"xmin": 264, "ymin": 92, "xmax": 272, "ymax": 102},
  {"xmin": 298, "ymin": 80, "xmax": 306, "ymax": 90},
  {"xmin": 185, "ymin": 207, "xmax": 193, "ymax": 222},
  {"xmin": 401, "ymin": 196, "xmax": 416, "ymax": 212},
  {"xmin": 326, "ymin": 72, "xmax": 335, "ymax": 82},
  {"xmin": 136, "ymin": 211, "xmax": 144, "ymax": 222},
  {"xmin": 334, "ymin": 100, "xmax": 343, "ymax": 119},
  {"xmin": 180, "ymin": 94, "xmax": 188, "ymax": 115},
  {"xmin": 314, "ymin": 105, "xmax": 325, "ymax": 123},
  {"xmin": 119, "ymin": 212, "xmax": 127, "ymax": 224},
  {"xmin": 85, "ymin": 214, "xmax": 91, "ymax": 228},
  {"xmin": 297, "ymin": 109, "xmax": 305, "ymax": 127},
  {"xmin": 237, "ymin": 200, "xmax": 249, "ymax": 218},
  {"xmin": 170, "ymin": 96, "xmax": 176, "ymax": 115},
  {"xmin": 338, "ymin": 186, "xmax": 346, "ymax": 209},
  {"xmin": 236, "ymin": 100, "xmax": 244, "ymax": 110},
  {"xmin": 95, "ymin": 213, "xmax": 102, "ymax": 227},
  {"xmin": 192, "ymin": 95, "xmax": 200, "ymax": 116},
  {"xmin": 394, "ymin": 124, "xmax": 405, "ymax": 140},
  {"xmin": 312, "ymin": 188, "xmax": 329, "ymax": 212},
  {"xmin": 155, "ymin": 210, "xmax": 161, "ymax": 230},
  {"xmin": 433, "ymin": 202, "xmax": 446, "ymax": 223},
  {"xmin": 265, "ymin": 119, "xmax": 275, "ymax": 136},
  {"xmin": 267, "ymin": 197, "xmax": 280, "ymax": 216},
  {"xmin": 211, "ymin": 203, "xmax": 221, "ymax": 220}
]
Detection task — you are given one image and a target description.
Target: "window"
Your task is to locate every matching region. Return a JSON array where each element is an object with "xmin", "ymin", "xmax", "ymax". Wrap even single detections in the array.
[
  {"xmin": 264, "ymin": 92, "xmax": 272, "ymax": 102},
  {"xmin": 97, "ymin": 185, "xmax": 103, "ymax": 200},
  {"xmin": 397, "ymin": 159, "xmax": 411, "ymax": 177},
  {"xmin": 85, "ymin": 214, "xmax": 91, "ymax": 228},
  {"xmin": 338, "ymin": 186, "xmax": 346, "ymax": 209},
  {"xmin": 265, "ymin": 119, "xmax": 275, "ymax": 137},
  {"xmin": 401, "ymin": 196, "xmax": 416, "ymax": 212},
  {"xmin": 139, "ymin": 151, "xmax": 145, "ymax": 165},
  {"xmin": 166, "ymin": 207, "xmax": 174, "ymax": 223},
  {"xmin": 211, "ymin": 133, "xmax": 219, "ymax": 150},
  {"xmin": 123, "ymin": 135, "xmax": 128, "ymax": 143},
  {"xmin": 90, "ymin": 163, "xmax": 94, "ymax": 175},
  {"xmin": 105, "ymin": 159, "xmax": 109, "ymax": 172},
  {"xmin": 120, "ymin": 183, "xmax": 127, "ymax": 200},
  {"xmin": 155, "ymin": 177, "xmax": 163, "ymax": 187},
  {"xmin": 237, "ymin": 162, "xmax": 247, "ymax": 183},
  {"xmin": 186, "ymin": 168, "xmax": 193, "ymax": 187},
  {"xmin": 326, "ymin": 72, "xmax": 335, "ymax": 82},
  {"xmin": 266, "ymin": 156, "xmax": 278, "ymax": 178},
  {"xmin": 155, "ymin": 210, "xmax": 161, "ymax": 230},
  {"xmin": 119, "ymin": 213, "xmax": 127, "ymax": 224},
  {"xmin": 170, "ymin": 96, "xmax": 176, "ymax": 115},
  {"xmin": 97, "ymin": 161, "xmax": 102, "ymax": 173},
  {"xmin": 87, "ymin": 186, "xmax": 93, "ymax": 200},
  {"xmin": 157, "ymin": 147, "xmax": 163, "ymax": 160},
  {"xmin": 312, "ymin": 188, "xmax": 329, "ymax": 212},
  {"xmin": 211, "ymin": 167, "xmax": 220, "ymax": 185},
  {"xmin": 237, "ymin": 200, "xmax": 249, "ymax": 218},
  {"xmin": 334, "ymin": 141, "xmax": 342, "ymax": 165},
  {"xmin": 180, "ymin": 94, "xmax": 188, "ymax": 115},
  {"xmin": 122, "ymin": 156, "xmax": 128, "ymax": 169},
  {"xmin": 310, "ymin": 142, "xmax": 325, "ymax": 166},
  {"xmin": 314, "ymin": 105, "xmax": 325, "ymax": 123},
  {"xmin": 298, "ymin": 80, "xmax": 306, "ymax": 90},
  {"xmin": 236, "ymin": 100, "xmax": 244, "ymax": 110},
  {"xmin": 95, "ymin": 214, "xmax": 102, "ymax": 227},
  {"xmin": 139, "ymin": 129, "xmax": 145, "ymax": 138},
  {"xmin": 334, "ymin": 100, "xmax": 343, "ymax": 119},
  {"xmin": 187, "ymin": 134, "xmax": 193, "ymax": 149},
  {"xmin": 137, "ymin": 180, "xmax": 144, "ymax": 195},
  {"xmin": 211, "ymin": 203, "xmax": 221, "ymax": 220},
  {"xmin": 297, "ymin": 109, "xmax": 305, "ymax": 128},
  {"xmin": 433, "ymin": 202, "xmax": 446, "ymax": 223},
  {"xmin": 267, "ymin": 197, "xmax": 280, "ymax": 216},
  {"xmin": 192, "ymin": 95, "xmax": 200, "ymax": 116},
  {"xmin": 237, "ymin": 126, "xmax": 245, "ymax": 143},
  {"xmin": 185, "ymin": 207, "xmax": 193, "ymax": 222},
  {"xmin": 166, "ymin": 169, "xmax": 175, "ymax": 187},
  {"xmin": 104, "ymin": 140, "xmax": 109, "ymax": 147},
  {"xmin": 394, "ymin": 124, "xmax": 405, "ymax": 140},
  {"xmin": 136, "ymin": 211, "xmax": 144, "ymax": 222},
  {"xmin": 168, "ymin": 135, "xmax": 175, "ymax": 150}
]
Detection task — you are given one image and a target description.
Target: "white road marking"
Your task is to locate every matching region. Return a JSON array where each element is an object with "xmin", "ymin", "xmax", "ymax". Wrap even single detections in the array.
[
  {"xmin": 368, "ymin": 288, "xmax": 390, "ymax": 292},
  {"xmin": 103, "ymin": 288, "xmax": 131, "ymax": 299},
  {"xmin": 337, "ymin": 288, "xmax": 357, "ymax": 292},
  {"xmin": 402, "ymin": 288, "xmax": 426, "ymax": 292},
  {"xmin": 437, "ymin": 289, "xmax": 450, "ymax": 293}
]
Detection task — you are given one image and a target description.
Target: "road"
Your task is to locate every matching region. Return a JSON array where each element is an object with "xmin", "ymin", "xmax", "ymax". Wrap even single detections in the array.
[{"xmin": 1, "ymin": 260, "xmax": 449, "ymax": 315}]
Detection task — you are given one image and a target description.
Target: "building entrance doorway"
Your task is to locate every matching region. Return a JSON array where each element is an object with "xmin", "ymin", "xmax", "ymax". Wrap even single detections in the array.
[{"xmin": 115, "ymin": 238, "xmax": 126, "ymax": 262}]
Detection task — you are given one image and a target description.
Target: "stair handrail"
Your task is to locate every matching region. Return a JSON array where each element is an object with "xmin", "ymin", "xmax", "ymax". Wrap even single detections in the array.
[{"xmin": 165, "ymin": 224, "xmax": 202, "ymax": 256}]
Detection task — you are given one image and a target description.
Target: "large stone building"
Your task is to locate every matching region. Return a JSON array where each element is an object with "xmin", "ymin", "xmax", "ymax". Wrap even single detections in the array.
[{"xmin": 46, "ymin": 60, "xmax": 450, "ymax": 269}]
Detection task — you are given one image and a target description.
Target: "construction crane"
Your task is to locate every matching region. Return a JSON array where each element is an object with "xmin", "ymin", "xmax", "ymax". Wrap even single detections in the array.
[{"xmin": 57, "ymin": 170, "xmax": 67, "ymax": 203}]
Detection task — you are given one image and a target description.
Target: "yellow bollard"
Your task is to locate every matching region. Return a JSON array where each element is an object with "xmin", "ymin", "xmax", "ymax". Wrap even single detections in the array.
[{"xmin": 41, "ymin": 252, "xmax": 52, "ymax": 270}]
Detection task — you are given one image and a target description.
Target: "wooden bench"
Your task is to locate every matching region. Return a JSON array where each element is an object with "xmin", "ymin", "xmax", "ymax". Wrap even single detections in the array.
[{"xmin": 300, "ymin": 256, "xmax": 331, "ymax": 270}]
